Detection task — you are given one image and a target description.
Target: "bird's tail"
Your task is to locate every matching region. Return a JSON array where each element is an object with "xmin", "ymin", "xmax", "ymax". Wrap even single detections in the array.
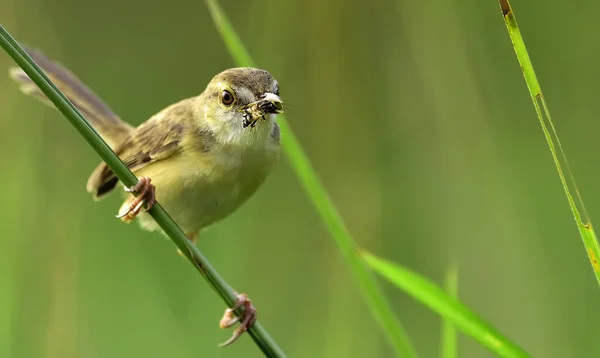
[{"xmin": 8, "ymin": 46, "xmax": 133, "ymax": 148}]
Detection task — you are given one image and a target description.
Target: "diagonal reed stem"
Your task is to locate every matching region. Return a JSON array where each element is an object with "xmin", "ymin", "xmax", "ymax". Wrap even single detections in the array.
[
  {"xmin": 204, "ymin": 1, "xmax": 418, "ymax": 357},
  {"xmin": 0, "ymin": 24, "xmax": 285, "ymax": 358},
  {"xmin": 441, "ymin": 263, "xmax": 458, "ymax": 358},
  {"xmin": 497, "ymin": 0, "xmax": 600, "ymax": 287}
]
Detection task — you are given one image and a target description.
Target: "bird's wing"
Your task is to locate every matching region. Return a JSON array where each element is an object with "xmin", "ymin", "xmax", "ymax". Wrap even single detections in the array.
[{"xmin": 86, "ymin": 105, "xmax": 188, "ymax": 199}]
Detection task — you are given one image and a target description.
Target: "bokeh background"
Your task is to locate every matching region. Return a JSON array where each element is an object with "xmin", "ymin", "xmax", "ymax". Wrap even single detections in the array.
[{"xmin": 1, "ymin": 0, "xmax": 599, "ymax": 357}]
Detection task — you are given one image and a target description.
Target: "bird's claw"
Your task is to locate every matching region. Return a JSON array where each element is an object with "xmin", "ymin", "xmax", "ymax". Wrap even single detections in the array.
[
  {"xmin": 116, "ymin": 177, "xmax": 156, "ymax": 221},
  {"xmin": 218, "ymin": 292, "xmax": 257, "ymax": 347}
]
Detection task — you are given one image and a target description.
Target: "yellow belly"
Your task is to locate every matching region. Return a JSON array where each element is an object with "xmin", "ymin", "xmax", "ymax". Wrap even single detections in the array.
[{"xmin": 123, "ymin": 144, "xmax": 278, "ymax": 235}]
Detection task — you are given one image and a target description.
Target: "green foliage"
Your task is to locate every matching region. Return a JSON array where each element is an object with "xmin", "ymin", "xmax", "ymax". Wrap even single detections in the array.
[
  {"xmin": 497, "ymin": 0, "xmax": 600, "ymax": 286},
  {"xmin": 441, "ymin": 263, "xmax": 458, "ymax": 358},
  {"xmin": 362, "ymin": 252, "xmax": 530, "ymax": 357}
]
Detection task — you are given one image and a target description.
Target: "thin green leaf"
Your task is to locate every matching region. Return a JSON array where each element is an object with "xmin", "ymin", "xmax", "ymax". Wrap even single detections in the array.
[
  {"xmin": 203, "ymin": 1, "xmax": 418, "ymax": 357},
  {"xmin": 362, "ymin": 251, "xmax": 530, "ymax": 358},
  {"xmin": 441, "ymin": 263, "xmax": 458, "ymax": 358},
  {"xmin": 497, "ymin": 0, "xmax": 600, "ymax": 286},
  {"xmin": 0, "ymin": 25, "xmax": 285, "ymax": 357}
]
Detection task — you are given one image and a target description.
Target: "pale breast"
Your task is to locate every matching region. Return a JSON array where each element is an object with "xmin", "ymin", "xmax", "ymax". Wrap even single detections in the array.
[{"xmin": 132, "ymin": 134, "xmax": 279, "ymax": 235}]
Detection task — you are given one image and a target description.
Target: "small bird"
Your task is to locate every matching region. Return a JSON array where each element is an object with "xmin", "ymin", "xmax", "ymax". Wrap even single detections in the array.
[{"xmin": 9, "ymin": 46, "xmax": 284, "ymax": 346}]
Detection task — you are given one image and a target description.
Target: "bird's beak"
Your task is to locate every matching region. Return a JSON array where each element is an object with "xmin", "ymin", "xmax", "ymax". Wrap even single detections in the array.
[{"xmin": 255, "ymin": 92, "xmax": 284, "ymax": 114}]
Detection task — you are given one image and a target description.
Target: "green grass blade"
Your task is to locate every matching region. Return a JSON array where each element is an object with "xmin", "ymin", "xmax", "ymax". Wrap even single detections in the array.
[
  {"xmin": 497, "ymin": 0, "xmax": 600, "ymax": 285},
  {"xmin": 204, "ymin": 1, "xmax": 418, "ymax": 356},
  {"xmin": 441, "ymin": 263, "xmax": 458, "ymax": 358},
  {"xmin": 0, "ymin": 25, "xmax": 286, "ymax": 357},
  {"xmin": 362, "ymin": 251, "xmax": 530, "ymax": 358}
]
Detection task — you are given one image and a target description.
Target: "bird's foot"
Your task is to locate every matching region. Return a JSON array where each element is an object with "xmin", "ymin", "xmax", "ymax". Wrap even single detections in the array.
[
  {"xmin": 116, "ymin": 177, "xmax": 156, "ymax": 221},
  {"xmin": 219, "ymin": 292, "xmax": 257, "ymax": 347}
]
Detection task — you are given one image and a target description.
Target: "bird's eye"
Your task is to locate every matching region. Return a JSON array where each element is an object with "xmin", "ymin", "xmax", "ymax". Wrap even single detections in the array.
[{"xmin": 221, "ymin": 90, "xmax": 234, "ymax": 105}]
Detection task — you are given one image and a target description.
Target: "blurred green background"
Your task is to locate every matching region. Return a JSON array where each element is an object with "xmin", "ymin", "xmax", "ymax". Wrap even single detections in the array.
[{"xmin": 1, "ymin": 0, "xmax": 600, "ymax": 357}]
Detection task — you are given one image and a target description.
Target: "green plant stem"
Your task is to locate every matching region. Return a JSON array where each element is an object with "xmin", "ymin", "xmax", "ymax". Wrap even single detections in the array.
[
  {"xmin": 497, "ymin": 0, "xmax": 600, "ymax": 286},
  {"xmin": 441, "ymin": 263, "xmax": 458, "ymax": 358},
  {"xmin": 0, "ymin": 24, "xmax": 285, "ymax": 358},
  {"xmin": 204, "ymin": 1, "xmax": 418, "ymax": 357}
]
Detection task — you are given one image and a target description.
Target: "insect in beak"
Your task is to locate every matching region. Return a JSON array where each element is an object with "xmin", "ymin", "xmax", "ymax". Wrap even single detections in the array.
[{"xmin": 242, "ymin": 93, "xmax": 284, "ymax": 128}]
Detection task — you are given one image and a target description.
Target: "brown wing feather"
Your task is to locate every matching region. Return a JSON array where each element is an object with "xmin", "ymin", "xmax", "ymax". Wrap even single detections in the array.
[{"xmin": 86, "ymin": 101, "xmax": 190, "ymax": 199}]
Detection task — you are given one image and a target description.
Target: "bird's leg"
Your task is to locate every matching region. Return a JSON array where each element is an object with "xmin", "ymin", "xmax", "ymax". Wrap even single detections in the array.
[
  {"xmin": 173, "ymin": 232, "xmax": 257, "ymax": 346},
  {"xmin": 116, "ymin": 177, "xmax": 156, "ymax": 221},
  {"xmin": 219, "ymin": 292, "xmax": 257, "ymax": 347}
]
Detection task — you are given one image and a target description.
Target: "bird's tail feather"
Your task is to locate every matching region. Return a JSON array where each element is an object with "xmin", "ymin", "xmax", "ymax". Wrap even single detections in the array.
[{"xmin": 8, "ymin": 45, "xmax": 133, "ymax": 148}]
